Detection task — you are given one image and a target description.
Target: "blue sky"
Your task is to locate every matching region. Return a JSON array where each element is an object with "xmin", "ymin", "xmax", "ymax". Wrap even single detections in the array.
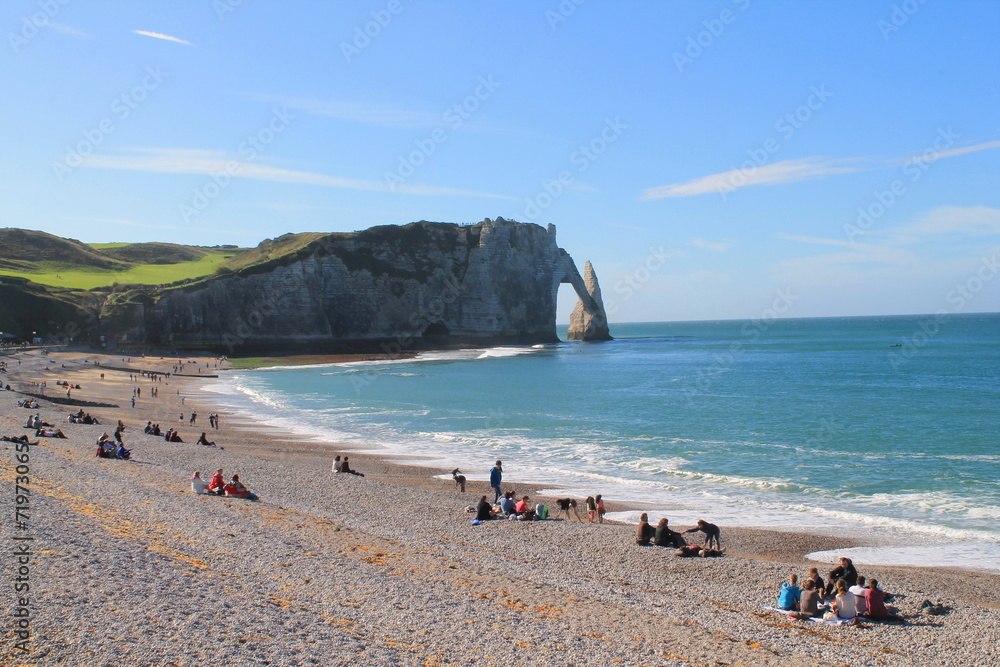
[{"xmin": 2, "ymin": 0, "xmax": 998, "ymax": 323}]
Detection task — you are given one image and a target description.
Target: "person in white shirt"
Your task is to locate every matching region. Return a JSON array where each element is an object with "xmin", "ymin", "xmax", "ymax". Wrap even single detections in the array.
[
  {"xmin": 191, "ymin": 471, "xmax": 210, "ymax": 494},
  {"xmin": 848, "ymin": 575, "xmax": 869, "ymax": 615}
]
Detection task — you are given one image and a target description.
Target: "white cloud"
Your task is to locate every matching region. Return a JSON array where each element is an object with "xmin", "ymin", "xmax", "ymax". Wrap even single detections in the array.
[
  {"xmin": 642, "ymin": 157, "xmax": 863, "ymax": 200},
  {"xmin": 689, "ymin": 238, "xmax": 736, "ymax": 252},
  {"xmin": 643, "ymin": 138, "xmax": 1000, "ymax": 200},
  {"xmin": 132, "ymin": 30, "xmax": 192, "ymax": 46},
  {"xmin": 81, "ymin": 148, "xmax": 511, "ymax": 199},
  {"xmin": 49, "ymin": 23, "xmax": 91, "ymax": 39},
  {"xmin": 887, "ymin": 206, "xmax": 1000, "ymax": 239}
]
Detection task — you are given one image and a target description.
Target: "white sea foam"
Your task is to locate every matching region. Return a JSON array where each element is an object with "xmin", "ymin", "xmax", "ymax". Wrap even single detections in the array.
[{"xmin": 806, "ymin": 545, "xmax": 1000, "ymax": 574}]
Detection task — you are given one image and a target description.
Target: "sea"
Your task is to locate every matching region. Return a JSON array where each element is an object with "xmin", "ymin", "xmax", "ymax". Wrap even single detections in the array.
[{"xmin": 202, "ymin": 313, "xmax": 1000, "ymax": 573}]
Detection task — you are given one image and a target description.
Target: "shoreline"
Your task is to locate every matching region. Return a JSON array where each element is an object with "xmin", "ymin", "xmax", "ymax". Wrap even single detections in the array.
[
  {"xmin": 194, "ymin": 355, "xmax": 1000, "ymax": 575},
  {"xmin": 3, "ymin": 348, "xmax": 1000, "ymax": 665}
]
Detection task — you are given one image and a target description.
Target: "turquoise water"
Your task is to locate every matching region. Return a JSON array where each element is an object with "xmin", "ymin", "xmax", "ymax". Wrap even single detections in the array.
[{"xmin": 206, "ymin": 313, "xmax": 1000, "ymax": 571}]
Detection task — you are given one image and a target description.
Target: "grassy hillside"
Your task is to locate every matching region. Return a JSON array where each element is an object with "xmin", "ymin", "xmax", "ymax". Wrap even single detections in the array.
[{"xmin": 0, "ymin": 229, "xmax": 241, "ymax": 289}]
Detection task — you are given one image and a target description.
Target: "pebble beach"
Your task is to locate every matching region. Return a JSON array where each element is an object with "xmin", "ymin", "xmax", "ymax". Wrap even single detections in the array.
[{"xmin": 3, "ymin": 348, "xmax": 999, "ymax": 667}]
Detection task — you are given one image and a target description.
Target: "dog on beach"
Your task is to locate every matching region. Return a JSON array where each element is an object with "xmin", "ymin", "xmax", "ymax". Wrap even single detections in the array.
[{"xmin": 451, "ymin": 468, "xmax": 466, "ymax": 493}]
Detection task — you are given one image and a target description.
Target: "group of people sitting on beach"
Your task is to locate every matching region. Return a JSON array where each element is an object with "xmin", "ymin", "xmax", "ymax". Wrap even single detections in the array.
[
  {"xmin": 17, "ymin": 399, "xmax": 40, "ymax": 409},
  {"xmin": 332, "ymin": 455, "xmax": 364, "ymax": 476},
  {"xmin": 774, "ymin": 557, "xmax": 903, "ymax": 623},
  {"xmin": 95, "ymin": 433, "xmax": 131, "ymax": 460},
  {"xmin": 636, "ymin": 515, "xmax": 724, "ymax": 557},
  {"xmin": 191, "ymin": 469, "xmax": 257, "ymax": 500},
  {"xmin": 475, "ymin": 492, "xmax": 549, "ymax": 521},
  {"xmin": 69, "ymin": 409, "xmax": 100, "ymax": 424}
]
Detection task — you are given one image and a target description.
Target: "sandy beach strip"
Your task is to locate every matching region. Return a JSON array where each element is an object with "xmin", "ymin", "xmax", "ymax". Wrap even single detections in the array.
[{"xmin": 2, "ymin": 348, "xmax": 999, "ymax": 666}]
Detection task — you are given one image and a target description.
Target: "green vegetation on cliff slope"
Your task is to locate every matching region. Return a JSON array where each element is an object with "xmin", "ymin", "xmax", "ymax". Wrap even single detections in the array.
[{"xmin": 0, "ymin": 230, "xmax": 239, "ymax": 289}]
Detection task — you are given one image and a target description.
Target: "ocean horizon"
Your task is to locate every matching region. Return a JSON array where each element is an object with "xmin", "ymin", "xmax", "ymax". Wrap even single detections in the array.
[{"xmin": 203, "ymin": 312, "xmax": 1000, "ymax": 573}]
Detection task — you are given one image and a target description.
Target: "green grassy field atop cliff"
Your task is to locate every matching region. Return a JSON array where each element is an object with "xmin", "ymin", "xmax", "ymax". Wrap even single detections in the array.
[
  {"xmin": 0, "ymin": 252, "xmax": 234, "ymax": 289},
  {"xmin": 0, "ymin": 229, "xmax": 239, "ymax": 289}
]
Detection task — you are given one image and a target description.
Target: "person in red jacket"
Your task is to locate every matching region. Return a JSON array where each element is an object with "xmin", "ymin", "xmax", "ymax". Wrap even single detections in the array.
[
  {"xmin": 208, "ymin": 469, "xmax": 225, "ymax": 496},
  {"xmin": 223, "ymin": 474, "xmax": 258, "ymax": 501}
]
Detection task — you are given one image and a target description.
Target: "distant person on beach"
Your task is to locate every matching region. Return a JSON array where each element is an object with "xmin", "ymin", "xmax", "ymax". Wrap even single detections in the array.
[
  {"xmin": 339, "ymin": 456, "xmax": 364, "ymax": 477},
  {"xmin": 776, "ymin": 574, "xmax": 801, "ymax": 611},
  {"xmin": 489, "ymin": 460, "xmax": 503, "ymax": 503},
  {"xmin": 224, "ymin": 474, "xmax": 257, "ymax": 500},
  {"xmin": 683, "ymin": 519, "xmax": 722, "ymax": 550},
  {"xmin": 556, "ymin": 498, "xmax": 582, "ymax": 522},
  {"xmin": 860, "ymin": 579, "xmax": 903, "ymax": 622},
  {"xmin": 806, "ymin": 567, "xmax": 824, "ymax": 594},
  {"xmin": 208, "ymin": 469, "xmax": 226, "ymax": 496},
  {"xmin": 116, "ymin": 443, "xmax": 131, "ymax": 460},
  {"xmin": 654, "ymin": 518, "xmax": 686, "ymax": 548},
  {"xmin": 595, "ymin": 495, "xmax": 606, "ymax": 523},
  {"xmin": 197, "ymin": 432, "xmax": 216, "ymax": 447},
  {"xmin": 790, "ymin": 579, "xmax": 823, "ymax": 620},
  {"xmin": 826, "ymin": 557, "xmax": 858, "ymax": 595},
  {"xmin": 191, "ymin": 472, "xmax": 209, "ymax": 494},
  {"xmin": 831, "ymin": 579, "xmax": 857, "ymax": 619},
  {"xmin": 332, "ymin": 455, "xmax": 342, "ymax": 473},
  {"xmin": 849, "ymin": 576, "xmax": 869, "ymax": 615},
  {"xmin": 636, "ymin": 513, "xmax": 655, "ymax": 545},
  {"xmin": 514, "ymin": 495, "xmax": 535, "ymax": 520},
  {"xmin": 476, "ymin": 495, "xmax": 495, "ymax": 521},
  {"xmin": 500, "ymin": 491, "xmax": 516, "ymax": 516}
]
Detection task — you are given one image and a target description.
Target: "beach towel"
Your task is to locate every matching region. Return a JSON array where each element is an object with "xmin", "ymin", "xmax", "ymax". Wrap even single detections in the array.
[{"xmin": 760, "ymin": 606, "xmax": 858, "ymax": 625}]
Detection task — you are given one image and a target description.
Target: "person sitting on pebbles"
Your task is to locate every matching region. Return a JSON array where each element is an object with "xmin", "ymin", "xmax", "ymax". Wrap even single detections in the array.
[
  {"xmin": 223, "ymin": 474, "xmax": 258, "ymax": 501},
  {"xmin": 197, "ymin": 432, "xmax": 218, "ymax": 447},
  {"xmin": 654, "ymin": 518, "xmax": 686, "ymax": 548},
  {"xmin": 514, "ymin": 495, "xmax": 536, "ymax": 520},
  {"xmin": 208, "ymin": 469, "xmax": 226, "ymax": 496},
  {"xmin": 191, "ymin": 471, "xmax": 210, "ymax": 494},
  {"xmin": 475, "ymin": 495, "xmax": 496, "ymax": 521},
  {"xmin": 339, "ymin": 456, "xmax": 364, "ymax": 477}
]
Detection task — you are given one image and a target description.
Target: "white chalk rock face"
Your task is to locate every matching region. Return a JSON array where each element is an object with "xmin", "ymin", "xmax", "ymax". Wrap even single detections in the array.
[{"xmin": 108, "ymin": 218, "xmax": 611, "ymax": 353}]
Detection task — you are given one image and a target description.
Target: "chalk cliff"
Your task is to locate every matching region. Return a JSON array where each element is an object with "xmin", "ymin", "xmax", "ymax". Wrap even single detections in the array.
[
  {"xmin": 113, "ymin": 218, "xmax": 611, "ymax": 353},
  {"xmin": 567, "ymin": 260, "xmax": 611, "ymax": 341}
]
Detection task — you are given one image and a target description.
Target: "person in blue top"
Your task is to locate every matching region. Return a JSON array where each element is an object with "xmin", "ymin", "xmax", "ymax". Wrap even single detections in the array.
[
  {"xmin": 489, "ymin": 460, "xmax": 503, "ymax": 503},
  {"xmin": 776, "ymin": 573, "xmax": 801, "ymax": 611}
]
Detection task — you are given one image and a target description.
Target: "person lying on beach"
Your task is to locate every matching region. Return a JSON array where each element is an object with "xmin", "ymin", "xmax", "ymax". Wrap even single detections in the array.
[
  {"xmin": 653, "ymin": 518, "xmax": 686, "ymax": 548},
  {"xmin": 826, "ymin": 557, "xmax": 858, "ymax": 595},
  {"xmin": 777, "ymin": 574, "xmax": 801, "ymax": 611},
  {"xmin": 683, "ymin": 519, "xmax": 721, "ymax": 549},
  {"xmin": 339, "ymin": 456, "xmax": 364, "ymax": 476},
  {"xmin": 556, "ymin": 498, "xmax": 582, "ymax": 522},
  {"xmin": 636, "ymin": 513, "xmax": 655, "ymax": 544},
  {"xmin": 191, "ymin": 471, "xmax": 210, "ymax": 495},
  {"xmin": 35, "ymin": 427, "xmax": 66, "ymax": 438},
  {"xmin": 2, "ymin": 435, "xmax": 38, "ymax": 446},
  {"xmin": 476, "ymin": 495, "xmax": 496, "ymax": 521},
  {"xmin": 197, "ymin": 432, "xmax": 216, "ymax": 447},
  {"xmin": 223, "ymin": 474, "xmax": 258, "ymax": 500},
  {"xmin": 208, "ymin": 469, "xmax": 226, "ymax": 496},
  {"xmin": 500, "ymin": 491, "xmax": 516, "ymax": 516}
]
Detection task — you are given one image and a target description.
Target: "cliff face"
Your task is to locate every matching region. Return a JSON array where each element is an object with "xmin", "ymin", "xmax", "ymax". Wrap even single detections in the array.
[{"xmin": 122, "ymin": 218, "xmax": 610, "ymax": 353}]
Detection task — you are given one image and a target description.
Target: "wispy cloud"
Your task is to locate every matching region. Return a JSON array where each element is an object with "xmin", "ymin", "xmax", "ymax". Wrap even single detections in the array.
[
  {"xmin": 63, "ymin": 216, "xmax": 260, "ymax": 237},
  {"xmin": 644, "ymin": 138, "xmax": 1000, "ymax": 200},
  {"xmin": 243, "ymin": 94, "xmax": 440, "ymax": 129},
  {"xmin": 642, "ymin": 158, "xmax": 864, "ymax": 200},
  {"xmin": 133, "ymin": 30, "xmax": 192, "ymax": 46},
  {"xmin": 49, "ymin": 23, "xmax": 91, "ymax": 39},
  {"xmin": 81, "ymin": 148, "xmax": 511, "ymax": 199},
  {"xmin": 689, "ymin": 238, "xmax": 736, "ymax": 252},
  {"xmin": 887, "ymin": 205, "xmax": 1000, "ymax": 240}
]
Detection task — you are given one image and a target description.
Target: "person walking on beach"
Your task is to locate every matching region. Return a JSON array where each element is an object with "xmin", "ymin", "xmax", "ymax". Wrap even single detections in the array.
[
  {"xmin": 489, "ymin": 460, "xmax": 503, "ymax": 503},
  {"xmin": 585, "ymin": 496, "xmax": 596, "ymax": 522},
  {"xmin": 595, "ymin": 495, "xmax": 606, "ymax": 523}
]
